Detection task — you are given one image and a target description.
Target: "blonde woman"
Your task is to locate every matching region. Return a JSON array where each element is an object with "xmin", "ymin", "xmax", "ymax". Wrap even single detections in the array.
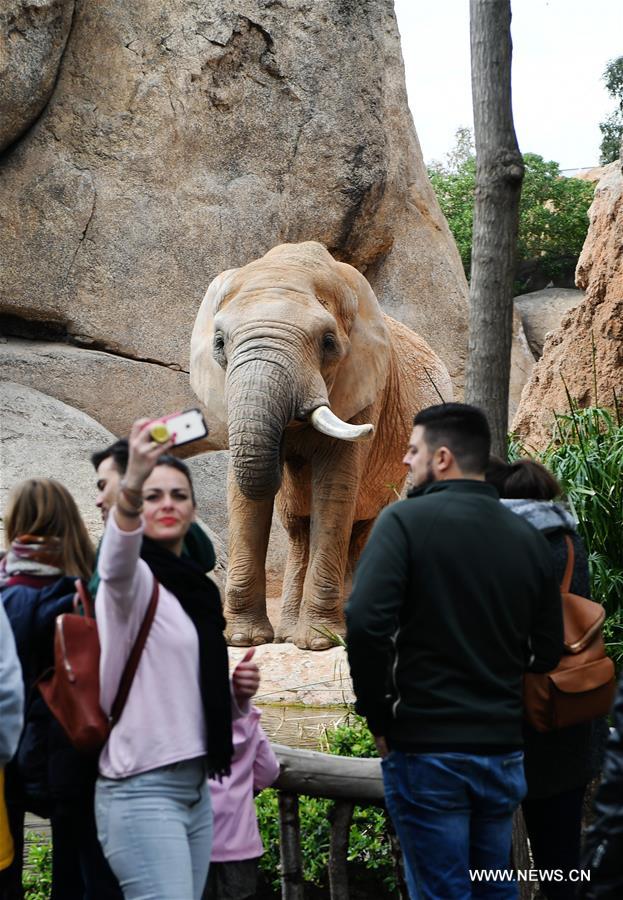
[{"xmin": 0, "ymin": 478, "xmax": 121, "ymax": 900}]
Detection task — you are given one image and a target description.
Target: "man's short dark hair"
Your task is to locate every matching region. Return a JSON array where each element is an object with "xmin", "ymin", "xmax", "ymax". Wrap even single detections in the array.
[
  {"xmin": 413, "ymin": 403, "xmax": 491, "ymax": 475},
  {"xmin": 91, "ymin": 439, "xmax": 129, "ymax": 475}
]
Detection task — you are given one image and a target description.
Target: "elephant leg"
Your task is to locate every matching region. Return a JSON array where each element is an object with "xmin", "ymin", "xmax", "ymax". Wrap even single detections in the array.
[
  {"xmin": 292, "ymin": 448, "xmax": 360, "ymax": 650},
  {"xmin": 344, "ymin": 519, "xmax": 375, "ymax": 598},
  {"xmin": 225, "ymin": 468, "xmax": 275, "ymax": 646},
  {"xmin": 275, "ymin": 516, "xmax": 310, "ymax": 643}
]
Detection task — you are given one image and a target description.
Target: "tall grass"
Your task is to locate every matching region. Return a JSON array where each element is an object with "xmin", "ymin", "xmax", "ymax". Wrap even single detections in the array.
[
  {"xmin": 542, "ymin": 401, "xmax": 623, "ymax": 617},
  {"xmin": 511, "ymin": 395, "xmax": 623, "ymax": 620}
]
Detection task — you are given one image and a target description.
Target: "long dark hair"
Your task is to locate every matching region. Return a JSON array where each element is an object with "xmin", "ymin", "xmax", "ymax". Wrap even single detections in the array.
[{"xmin": 486, "ymin": 457, "xmax": 561, "ymax": 501}]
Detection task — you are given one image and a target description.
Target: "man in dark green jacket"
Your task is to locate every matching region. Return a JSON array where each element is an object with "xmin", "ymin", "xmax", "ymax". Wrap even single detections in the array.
[{"xmin": 346, "ymin": 403, "xmax": 563, "ymax": 899}]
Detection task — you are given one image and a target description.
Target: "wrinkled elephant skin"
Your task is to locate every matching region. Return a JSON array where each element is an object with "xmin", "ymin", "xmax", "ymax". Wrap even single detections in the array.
[{"xmin": 190, "ymin": 241, "xmax": 453, "ymax": 650}]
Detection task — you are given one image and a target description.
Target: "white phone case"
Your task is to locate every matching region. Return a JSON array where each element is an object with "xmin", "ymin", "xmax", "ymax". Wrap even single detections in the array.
[{"xmin": 152, "ymin": 408, "xmax": 208, "ymax": 447}]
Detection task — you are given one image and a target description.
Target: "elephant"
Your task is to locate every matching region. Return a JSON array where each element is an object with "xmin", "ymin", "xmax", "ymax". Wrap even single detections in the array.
[{"xmin": 190, "ymin": 241, "xmax": 453, "ymax": 650}]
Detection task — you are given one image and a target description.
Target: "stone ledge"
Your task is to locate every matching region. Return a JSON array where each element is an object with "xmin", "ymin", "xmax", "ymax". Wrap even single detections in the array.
[{"xmin": 228, "ymin": 644, "xmax": 355, "ymax": 707}]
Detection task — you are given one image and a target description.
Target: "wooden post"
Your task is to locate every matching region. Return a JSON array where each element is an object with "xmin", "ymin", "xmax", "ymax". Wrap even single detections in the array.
[
  {"xmin": 278, "ymin": 792, "xmax": 304, "ymax": 900},
  {"xmin": 328, "ymin": 800, "xmax": 355, "ymax": 899},
  {"xmin": 465, "ymin": 0, "xmax": 525, "ymax": 456}
]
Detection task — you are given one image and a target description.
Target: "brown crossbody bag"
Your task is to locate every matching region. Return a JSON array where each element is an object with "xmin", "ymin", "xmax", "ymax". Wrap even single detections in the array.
[
  {"xmin": 38, "ymin": 577, "xmax": 158, "ymax": 753},
  {"xmin": 523, "ymin": 535, "xmax": 616, "ymax": 732}
]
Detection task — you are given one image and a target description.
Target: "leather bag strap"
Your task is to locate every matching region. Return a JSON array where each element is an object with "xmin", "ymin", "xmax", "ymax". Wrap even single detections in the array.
[
  {"xmin": 561, "ymin": 534, "xmax": 575, "ymax": 594},
  {"xmin": 74, "ymin": 578, "xmax": 95, "ymax": 619},
  {"xmin": 110, "ymin": 577, "xmax": 159, "ymax": 726}
]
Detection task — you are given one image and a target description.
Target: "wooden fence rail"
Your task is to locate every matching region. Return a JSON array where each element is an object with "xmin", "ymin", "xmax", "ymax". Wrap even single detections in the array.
[{"xmin": 271, "ymin": 744, "xmax": 536, "ymax": 900}]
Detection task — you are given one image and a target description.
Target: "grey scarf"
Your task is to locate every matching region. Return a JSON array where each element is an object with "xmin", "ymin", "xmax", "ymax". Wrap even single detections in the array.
[{"xmin": 500, "ymin": 498, "xmax": 577, "ymax": 534}]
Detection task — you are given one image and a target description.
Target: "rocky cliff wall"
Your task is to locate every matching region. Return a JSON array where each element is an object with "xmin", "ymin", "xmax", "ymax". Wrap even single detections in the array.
[
  {"xmin": 513, "ymin": 161, "xmax": 623, "ymax": 447},
  {"xmin": 0, "ymin": 0, "xmax": 471, "ymax": 416}
]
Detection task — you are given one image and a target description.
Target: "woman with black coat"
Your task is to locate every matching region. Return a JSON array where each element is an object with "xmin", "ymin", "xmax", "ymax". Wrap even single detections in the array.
[
  {"xmin": 486, "ymin": 458, "xmax": 608, "ymax": 900},
  {"xmin": 0, "ymin": 478, "xmax": 121, "ymax": 900}
]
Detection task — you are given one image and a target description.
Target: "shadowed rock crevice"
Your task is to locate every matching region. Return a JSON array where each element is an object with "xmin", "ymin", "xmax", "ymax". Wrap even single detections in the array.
[{"xmin": 0, "ymin": 314, "xmax": 188, "ymax": 373}]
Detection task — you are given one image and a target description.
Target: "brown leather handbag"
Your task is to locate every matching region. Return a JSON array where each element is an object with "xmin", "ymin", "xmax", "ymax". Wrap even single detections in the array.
[
  {"xmin": 523, "ymin": 535, "xmax": 616, "ymax": 732},
  {"xmin": 38, "ymin": 577, "xmax": 158, "ymax": 753}
]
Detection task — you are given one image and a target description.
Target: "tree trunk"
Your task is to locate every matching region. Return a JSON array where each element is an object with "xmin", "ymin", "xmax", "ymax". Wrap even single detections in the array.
[{"xmin": 465, "ymin": 0, "xmax": 524, "ymax": 458}]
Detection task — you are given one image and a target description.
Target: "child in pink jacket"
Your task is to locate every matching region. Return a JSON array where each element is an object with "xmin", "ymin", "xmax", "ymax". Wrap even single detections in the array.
[{"xmin": 203, "ymin": 705, "xmax": 280, "ymax": 900}]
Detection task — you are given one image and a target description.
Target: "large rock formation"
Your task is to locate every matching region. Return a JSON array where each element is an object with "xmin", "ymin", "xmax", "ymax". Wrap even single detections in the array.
[
  {"xmin": 0, "ymin": 0, "xmax": 74, "ymax": 152},
  {"xmin": 0, "ymin": 381, "xmax": 115, "ymax": 541},
  {"xmin": 514, "ymin": 288, "xmax": 585, "ymax": 360},
  {"xmin": 0, "ymin": 0, "xmax": 469, "ymax": 412},
  {"xmin": 513, "ymin": 161, "xmax": 622, "ymax": 447}
]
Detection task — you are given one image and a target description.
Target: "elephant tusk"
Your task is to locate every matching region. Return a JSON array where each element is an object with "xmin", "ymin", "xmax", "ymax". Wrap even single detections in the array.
[{"xmin": 309, "ymin": 406, "xmax": 374, "ymax": 442}]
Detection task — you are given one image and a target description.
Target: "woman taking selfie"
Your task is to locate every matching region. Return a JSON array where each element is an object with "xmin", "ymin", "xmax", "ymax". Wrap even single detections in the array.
[
  {"xmin": 0, "ymin": 478, "xmax": 116, "ymax": 900},
  {"xmin": 94, "ymin": 418, "xmax": 259, "ymax": 900}
]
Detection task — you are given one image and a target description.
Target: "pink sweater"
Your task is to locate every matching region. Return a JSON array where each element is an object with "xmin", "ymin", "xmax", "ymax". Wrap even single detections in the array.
[
  {"xmin": 96, "ymin": 515, "xmax": 241, "ymax": 779},
  {"xmin": 210, "ymin": 706, "xmax": 280, "ymax": 861}
]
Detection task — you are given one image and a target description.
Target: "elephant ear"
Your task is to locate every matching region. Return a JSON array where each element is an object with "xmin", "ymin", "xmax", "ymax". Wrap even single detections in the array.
[
  {"xmin": 189, "ymin": 268, "xmax": 239, "ymax": 449},
  {"xmin": 327, "ymin": 261, "xmax": 391, "ymax": 423}
]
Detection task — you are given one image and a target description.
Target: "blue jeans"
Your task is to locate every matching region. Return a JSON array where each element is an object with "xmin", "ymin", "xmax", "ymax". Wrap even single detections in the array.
[
  {"xmin": 382, "ymin": 750, "xmax": 527, "ymax": 900},
  {"xmin": 95, "ymin": 758, "xmax": 212, "ymax": 900}
]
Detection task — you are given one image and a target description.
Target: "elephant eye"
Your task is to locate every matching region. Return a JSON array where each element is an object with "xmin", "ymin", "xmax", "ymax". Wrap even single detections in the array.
[
  {"xmin": 322, "ymin": 332, "xmax": 338, "ymax": 354},
  {"xmin": 213, "ymin": 332, "xmax": 227, "ymax": 367}
]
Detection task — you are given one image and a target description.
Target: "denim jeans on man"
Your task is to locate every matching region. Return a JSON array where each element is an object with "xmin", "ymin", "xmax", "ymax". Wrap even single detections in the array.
[
  {"xmin": 382, "ymin": 750, "xmax": 527, "ymax": 899},
  {"xmin": 95, "ymin": 757, "xmax": 212, "ymax": 900}
]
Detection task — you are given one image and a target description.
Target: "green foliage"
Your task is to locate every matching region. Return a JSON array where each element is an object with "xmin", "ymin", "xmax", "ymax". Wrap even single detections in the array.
[
  {"xmin": 321, "ymin": 714, "xmax": 378, "ymax": 758},
  {"xmin": 599, "ymin": 111, "xmax": 623, "ymax": 166},
  {"xmin": 509, "ymin": 390, "xmax": 623, "ymax": 668},
  {"xmin": 22, "ymin": 834, "xmax": 52, "ymax": 900},
  {"xmin": 541, "ymin": 401, "xmax": 623, "ymax": 618},
  {"xmin": 256, "ymin": 715, "xmax": 398, "ymax": 894},
  {"xmin": 516, "ymin": 155, "xmax": 595, "ymax": 281},
  {"xmin": 603, "ymin": 609, "xmax": 623, "ymax": 671},
  {"xmin": 428, "ymin": 130, "xmax": 594, "ymax": 285},
  {"xmin": 428, "ymin": 154, "xmax": 476, "ymax": 274},
  {"xmin": 599, "ymin": 57, "xmax": 623, "ymax": 164}
]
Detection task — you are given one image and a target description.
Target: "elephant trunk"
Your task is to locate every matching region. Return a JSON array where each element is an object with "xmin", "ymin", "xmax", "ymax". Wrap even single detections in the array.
[{"xmin": 226, "ymin": 357, "xmax": 298, "ymax": 502}]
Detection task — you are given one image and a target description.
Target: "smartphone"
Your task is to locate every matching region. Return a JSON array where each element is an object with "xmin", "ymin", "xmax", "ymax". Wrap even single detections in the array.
[{"xmin": 148, "ymin": 408, "xmax": 209, "ymax": 448}]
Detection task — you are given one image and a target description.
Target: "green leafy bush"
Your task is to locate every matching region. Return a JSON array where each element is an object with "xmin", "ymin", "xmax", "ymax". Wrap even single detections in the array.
[
  {"xmin": 541, "ymin": 402, "xmax": 623, "ymax": 618},
  {"xmin": 428, "ymin": 131, "xmax": 595, "ymax": 286},
  {"xmin": 22, "ymin": 834, "xmax": 52, "ymax": 900},
  {"xmin": 256, "ymin": 715, "xmax": 398, "ymax": 895},
  {"xmin": 599, "ymin": 56, "xmax": 623, "ymax": 164},
  {"xmin": 510, "ymin": 395, "xmax": 623, "ymax": 665}
]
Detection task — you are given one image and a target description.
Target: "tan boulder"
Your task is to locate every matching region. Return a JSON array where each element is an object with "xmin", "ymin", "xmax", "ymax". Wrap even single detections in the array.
[
  {"xmin": 509, "ymin": 310, "xmax": 536, "ymax": 421},
  {"xmin": 0, "ymin": 339, "xmax": 210, "ymax": 442},
  {"xmin": 514, "ymin": 288, "xmax": 585, "ymax": 359},
  {"xmin": 0, "ymin": 382, "xmax": 114, "ymax": 542},
  {"xmin": 0, "ymin": 0, "xmax": 74, "ymax": 152},
  {"xmin": 513, "ymin": 162, "xmax": 622, "ymax": 448}
]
